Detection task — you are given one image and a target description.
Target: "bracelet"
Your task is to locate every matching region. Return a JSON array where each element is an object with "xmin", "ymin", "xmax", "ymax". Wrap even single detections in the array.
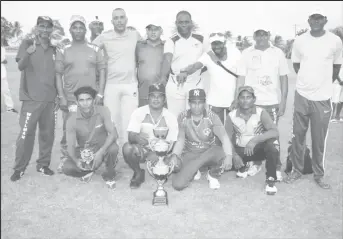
[{"xmin": 97, "ymin": 94, "xmax": 104, "ymax": 98}]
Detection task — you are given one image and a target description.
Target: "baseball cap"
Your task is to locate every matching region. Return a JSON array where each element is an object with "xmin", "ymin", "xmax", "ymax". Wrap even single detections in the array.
[
  {"xmin": 189, "ymin": 89, "xmax": 206, "ymax": 101},
  {"xmin": 36, "ymin": 16, "xmax": 53, "ymax": 26},
  {"xmin": 90, "ymin": 16, "xmax": 103, "ymax": 24},
  {"xmin": 209, "ymin": 32, "xmax": 225, "ymax": 43},
  {"xmin": 237, "ymin": 86, "xmax": 255, "ymax": 98},
  {"xmin": 309, "ymin": 8, "xmax": 326, "ymax": 17},
  {"xmin": 146, "ymin": 18, "xmax": 162, "ymax": 29},
  {"xmin": 70, "ymin": 15, "xmax": 86, "ymax": 28},
  {"xmin": 149, "ymin": 83, "xmax": 165, "ymax": 95}
]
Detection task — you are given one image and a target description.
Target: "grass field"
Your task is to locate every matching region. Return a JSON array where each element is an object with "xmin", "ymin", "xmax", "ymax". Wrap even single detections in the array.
[{"xmin": 1, "ymin": 52, "xmax": 343, "ymax": 239}]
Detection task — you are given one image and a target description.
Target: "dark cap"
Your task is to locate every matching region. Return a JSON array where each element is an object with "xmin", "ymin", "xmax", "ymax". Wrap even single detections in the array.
[
  {"xmin": 237, "ymin": 86, "xmax": 255, "ymax": 98},
  {"xmin": 149, "ymin": 83, "xmax": 165, "ymax": 95},
  {"xmin": 189, "ymin": 89, "xmax": 206, "ymax": 101},
  {"xmin": 36, "ymin": 16, "xmax": 53, "ymax": 26}
]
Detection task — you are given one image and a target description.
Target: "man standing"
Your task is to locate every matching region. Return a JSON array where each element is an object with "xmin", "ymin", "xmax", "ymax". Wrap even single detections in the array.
[
  {"xmin": 225, "ymin": 86, "xmax": 279, "ymax": 195},
  {"xmin": 1, "ymin": 44, "xmax": 18, "ymax": 113},
  {"xmin": 168, "ymin": 89, "xmax": 233, "ymax": 190},
  {"xmin": 62, "ymin": 86, "xmax": 119, "ymax": 189},
  {"xmin": 136, "ymin": 20, "xmax": 164, "ymax": 107},
  {"xmin": 89, "ymin": 16, "xmax": 104, "ymax": 43},
  {"xmin": 93, "ymin": 8, "xmax": 142, "ymax": 146},
  {"xmin": 11, "ymin": 16, "xmax": 57, "ymax": 181},
  {"xmin": 122, "ymin": 83, "xmax": 178, "ymax": 189},
  {"xmin": 179, "ymin": 31, "xmax": 241, "ymax": 123},
  {"xmin": 285, "ymin": 9, "xmax": 342, "ymax": 189},
  {"xmin": 236, "ymin": 26, "xmax": 289, "ymax": 180},
  {"xmin": 160, "ymin": 11, "xmax": 208, "ymax": 117},
  {"xmin": 55, "ymin": 15, "xmax": 106, "ymax": 172}
]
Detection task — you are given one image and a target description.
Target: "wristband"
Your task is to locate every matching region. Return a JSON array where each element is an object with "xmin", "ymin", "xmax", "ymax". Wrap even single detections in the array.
[{"xmin": 97, "ymin": 94, "xmax": 104, "ymax": 98}]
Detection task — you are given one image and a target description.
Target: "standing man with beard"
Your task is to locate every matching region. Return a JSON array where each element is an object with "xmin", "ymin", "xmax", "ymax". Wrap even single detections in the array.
[
  {"xmin": 136, "ymin": 19, "xmax": 165, "ymax": 107},
  {"xmin": 89, "ymin": 16, "xmax": 104, "ymax": 43},
  {"xmin": 55, "ymin": 15, "xmax": 106, "ymax": 172},
  {"xmin": 179, "ymin": 31, "xmax": 241, "ymax": 123},
  {"xmin": 160, "ymin": 10, "xmax": 208, "ymax": 118},
  {"xmin": 11, "ymin": 16, "xmax": 57, "ymax": 181},
  {"xmin": 285, "ymin": 9, "xmax": 342, "ymax": 189},
  {"xmin": 93, "ymin": 8, "xmax": 142, "ymax": 146}
]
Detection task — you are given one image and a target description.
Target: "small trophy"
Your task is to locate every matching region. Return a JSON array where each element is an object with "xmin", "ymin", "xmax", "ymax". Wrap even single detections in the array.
[
  {"xmin": 146, "ymin": 127, "xmax": 175, "ymax": 206},
  {"xmin": 80, "ymin": 146, "xmax": 95, "ymax": 171}
]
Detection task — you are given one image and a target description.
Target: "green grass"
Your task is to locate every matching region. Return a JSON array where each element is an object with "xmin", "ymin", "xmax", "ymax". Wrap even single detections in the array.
[{"xmin": 1, "ymin": 54, "xmax": 343, "ymax": 239}]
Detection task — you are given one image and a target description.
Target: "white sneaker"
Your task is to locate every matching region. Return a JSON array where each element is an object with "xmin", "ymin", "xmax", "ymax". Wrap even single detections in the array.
[
  {"xmin": 276, "ymin": 171, "xmax": 283, "ymax": 182},
  {"xmin": 80, "ymin": 172, "xmax": 93, "ymax": 183},
  {"xmin": 206, "ymin": 171, "xmax": 220, "ymax": 189},
  {"xmin": 247, "ymin": 163, "xmax": 262, "ymax": 176},
  {"xmin": 105, "ymin": 180, "xmax": 116, "ymax": 190},
  {"xmin": 265, "ymin": 177, "xmax": 278, "ymax": 195},
  {"xmin": 193, "ymin": 170, "xmax": 201, "ymax": 180},
  {"xmin": 236, "ymin": 170, "xmax": 248, "ymax": 178}
]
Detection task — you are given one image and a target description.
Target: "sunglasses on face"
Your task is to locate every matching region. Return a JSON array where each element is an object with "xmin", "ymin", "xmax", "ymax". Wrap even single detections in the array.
[{"xmin": 209, "ymin": 32, "xmax": 225, "ymax": 37}]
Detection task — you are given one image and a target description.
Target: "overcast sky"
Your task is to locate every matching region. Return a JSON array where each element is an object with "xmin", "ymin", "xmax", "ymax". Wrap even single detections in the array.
[{"xmin": 1, "ymin": 1, "xmax": 342, "ymax": 40}]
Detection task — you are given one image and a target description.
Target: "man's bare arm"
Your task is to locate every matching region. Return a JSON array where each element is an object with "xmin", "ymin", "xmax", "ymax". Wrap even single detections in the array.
[
  {"xmin": 234, "ymin": 76, "xmax": 245, "ymax": 99},
  {"xmin": 160, "ymin": 53, "xmax": 173, "ymax": 84},
  {"xmin": 253, "ymin": 110, "xmax": 279, "ymax": 144},
  {"xmin": 98, "ymin": 68, "xmax": 106, "ymax": 96},
  {"xmin": 333, "ymin": 64, "xmax": 342, "ymax": 82},
  {"xmin": 183, "ymin": 62, "xmax": 204, "ymax": 76},
  {"xmin": 293, "ymin": 63, "xmax": 300, "ymax": 74},
  {"xmin": 172, "ymin": 127, "xmax": 185, "ymax": 156},
  {"xmin": 100, "ymin": 108, "xmax": 119, "ymax": 153}
]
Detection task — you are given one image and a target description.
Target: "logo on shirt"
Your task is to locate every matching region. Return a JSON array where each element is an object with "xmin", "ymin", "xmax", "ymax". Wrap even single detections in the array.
[
  {"xmin": 203, "ymin": 128, "xmax": 212, "ymax": 136},
  {"xmin": 258, "ymin": 76, "xmax": 272, "ymax": 86}
]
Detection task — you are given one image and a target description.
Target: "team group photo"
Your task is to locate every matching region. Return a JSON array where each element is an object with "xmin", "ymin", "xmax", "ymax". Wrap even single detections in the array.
[{"xmin": 1, "ymin": 1, "xmax": 343, "ymax": 238}]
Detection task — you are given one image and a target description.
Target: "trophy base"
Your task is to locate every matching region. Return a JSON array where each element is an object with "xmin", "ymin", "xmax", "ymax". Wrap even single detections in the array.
[{"xmin": 152, "ymin": 190, "xmax": 168, "ymax": 206}]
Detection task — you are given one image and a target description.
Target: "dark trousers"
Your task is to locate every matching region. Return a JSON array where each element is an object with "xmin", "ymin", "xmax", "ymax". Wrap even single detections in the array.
[
  {"xmin": 14, "ymin": 101, "xmax": 56, "ymax": 171},
  {"xmin": 290, "ymin": 91, "xmax": 331, "ymax": 179},
  {"xmin": 236, "ymin": 139, "xmax": 278, "ymax": 180},
  {"xmin": 62, "ymin": 143, "xmax": 119, "ymax": 181},
  {"xmin": 256, "ymin": 104, "xmax": 282, "ymax": 170},
  {"xmin": 172, "ymin": 146, "xmax": 225, "ymax": 191}
]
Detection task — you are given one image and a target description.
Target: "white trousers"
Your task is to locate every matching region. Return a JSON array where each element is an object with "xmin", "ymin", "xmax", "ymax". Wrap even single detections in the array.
[
  {"xmin": 104, "ymin": 82, "xmax": 138, "ymax": 146},
  {"xmin": 166, "ymin": 74, "xmax": 204, "ymax": 118},
  {"xmin": 1, "ymin": 76, "xmax": 14, "ymax": 110}
]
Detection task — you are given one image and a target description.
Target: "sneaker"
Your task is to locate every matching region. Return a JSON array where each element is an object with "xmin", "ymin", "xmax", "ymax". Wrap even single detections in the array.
[
  {"xmin": 314, "ymin": 178, "xmax": 331, "ymax": 190},
  {"xmin": 10, "ymin": 170, "xmax": 24, "ymax": 182},
  {"xmin": 193, "ymin": 170, "xmax": 201, "ymax": 180},
  {"xmin": 284, "ymin": 170, "xmax": 302, "ymax": 184},
  {"xmin": 80, "ymin": 172, "xmax": 94, "ymax": 183},
  {"xmin": 7, "ymin": 109, "xmax": 18, "ymax": 113},
  {"xmin": 37, "ymin": 166, "xmax": 55, "ymax": 176},
  {"xmin": 276, "ymin": 171, "xmax": 283, "ymax": 182},
  {"xmin": 247, "ymin": 163, "xmax": 262, "ymax": 176},
  {"xmin": 206, "ymin": 171, "xmax": 220, "ymax": 189},
  {"xmin": 105, "ymin": 180, "xmax": 116, "ymax": 190},
  {"xmin": 265, "ymin": 177, "xmax": 278, "ymax": 195},
  {"xmin": 236, "ymin": 166, "xmax": 248, "ymax": 178},
  {"xmin": 330, "ymin": 119, "xmax": 339, "ymax": 123}
]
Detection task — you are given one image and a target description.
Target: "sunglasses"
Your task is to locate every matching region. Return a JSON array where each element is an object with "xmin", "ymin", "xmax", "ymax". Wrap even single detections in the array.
[{"xmin": 209, "ymin": 32, "xmax": 225, "ymax": 37}]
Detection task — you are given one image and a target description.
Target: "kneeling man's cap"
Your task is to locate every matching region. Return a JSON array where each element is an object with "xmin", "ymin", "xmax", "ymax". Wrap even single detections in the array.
[
  {"xmin": 189, "ymin": 89, "xmax": 206, "ymax": 101},
  {"xmin": 237, "ymin": 86, "xmax": 255, "ymax": 97},
  {"xmin": 149, "ymin": 83, "xmax": 166, "ymax": 95}
]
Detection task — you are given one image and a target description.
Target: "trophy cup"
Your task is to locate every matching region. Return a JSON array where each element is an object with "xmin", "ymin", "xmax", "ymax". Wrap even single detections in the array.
[
  {"xmin": 80, "ymin": 146, "xmax": 95, "ymax": 171},
  {"xmin": 146, "ymin": 127, "xmax": 175, "ymax": 206}
]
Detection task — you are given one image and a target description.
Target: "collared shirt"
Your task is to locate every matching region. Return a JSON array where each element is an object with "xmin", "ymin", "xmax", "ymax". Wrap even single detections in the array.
[
  {"xmin": 66, "ymin": 105, "xmax": 112, "ymax": 149},
  {"xmin": 1, "ymin": 46, "xmax": 6, "ymax": 79},
  {"xmin": 198, "ymin": 46, "xmax": 241, "ymax": 107},
  {"xmin": 55, "ymin": 41, "xmax": 106, "ymax": 102},
  {"xmin": 292, "ymin": 31, "xmax": 343, "ymax": 101},
  {"xmin": 178, "ymin": 109, "xmax": 225, "ymax": 153},
  {"xmin": 127, "ymin": 105, "xmax": 178, "ymax": 142},
  {"xmin": 225, "ymin": 106, "xmax": 276, "ymax": 147},
  {"xmin": 136, "ymin": 40, "xmax": 165, "ymax": 99},
  {"xmin": 237, "ymin": 44, "xmax": 290, "ymax": 105},
  {"xmin": 93, "ymin": 29, "xmax": 142, "ymax": 84},
  {"xmin": 15, "ymin": 38, "xmax": 57, "ymax": 102},
  {"xmin": 164, "ymin": 32, "xmax": 208, "ymax": 83}
]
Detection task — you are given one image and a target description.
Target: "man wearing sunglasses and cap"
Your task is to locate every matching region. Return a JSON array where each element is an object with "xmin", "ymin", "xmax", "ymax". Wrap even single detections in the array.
[
  {"xmin": 224, "ymin": 86, "xmax": 279, "ymax": 195},
  {"xmin": 285, "ymin": 8, "xmax": 342, "ymax": 189},
  {"xmin": 179, "ymin": 30, "xmax": 241, "ymax": 123},
  {"xmin": 55, "ymin": 15, "xmax": 106, "ymax": 172},
  {"xmin": 167, "ymin": 88, "xmax": 233, "ymax": 190},
  {"xmin": 123, "ymin": 83, "xmax": 178, "ymax": 189},
  {"xmin": 89, "ymin": 16, "xmax": 104, "ymax": 43},
  {"xmin": 236, "ymin": 25, "xmax": 289, "ymax": 181},
  {"xmin": 135, "ymin": 19, "xmax": 165, "ymax": 107},
  {"xmin": 11, "ymin": 16, "xmax": 57, "ymax": 181}
]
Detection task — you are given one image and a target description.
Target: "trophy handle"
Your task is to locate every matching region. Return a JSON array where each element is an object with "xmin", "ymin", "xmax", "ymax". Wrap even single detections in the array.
[
  {"xmin": 149, "ymin": 138, "xmax": 159, "ymax": 151},
  {"xmin": 167, "ymin": 157, "xmax": 175, "ymax": 176},
  {"xmin": 146, "ymin": 160, "xmax": 154, "ymax": 177}
]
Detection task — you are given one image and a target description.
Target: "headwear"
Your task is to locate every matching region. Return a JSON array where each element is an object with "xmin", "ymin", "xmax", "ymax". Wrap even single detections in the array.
[
  {"xmin": 90, "ymin": 16, "xmax": 103, "ymax": 24},
  {"xmin": 309, "ymin": 8, "xmax": 326, "ymax": 17},
  {"xmin": 189, "ymin": 89, "xmax": 206, "ymax": 101},
  {"xmin": 209, "ymin": 32, "xmax": 225, "ymax": 43},
  {"xmin": 149, "ymin": 83, "xmax": 165, "ymax": 95},
  {"xmin": 36, "ymin": 16, "xmax": 53, "ymax": 26},
  {"xmin": 237, "ymin": 86, "xmax": 255, "ymax": 98},
  {"xmin": 253, "ymin": 24, "xmax": 270, "ymax": 33},
  {"xmin": 70, "ymin": 15, "xmax": 86, "ymax": 28},
  {"xmin": 146, "ymin": 17, "xmax": 162, "ymax": 29}
]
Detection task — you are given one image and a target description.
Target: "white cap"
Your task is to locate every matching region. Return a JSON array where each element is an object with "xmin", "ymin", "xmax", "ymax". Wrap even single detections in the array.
[
  {"xmin": 253, "ymin": 25, "xmax": 270, "ymax": 33},
  {"xmin": 146, "ymin": 17, "xmax": 162, "ymax": 29},
  {"xmin": 70, "ymin": 15, "xmax": 86, "ymax": 28},
  {"xmin": 309, "ymin": 8, "xmax": 326, "ymax": 17},
  {"xmin": 209, "ymin": 34, "xmax": 225, "ymax": 43}
]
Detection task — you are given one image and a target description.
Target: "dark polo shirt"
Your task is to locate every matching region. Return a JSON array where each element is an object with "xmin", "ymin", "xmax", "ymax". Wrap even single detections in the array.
[
  {"xmin": 135, "ymin": 40, "xmax": 164, "ymax": 100},
  {"xmin": 66, "ymin": 105, "xmax": 112, "ymax": 149},
  {"xmin": 16, "ymin": 38, "xmax": 57, "ymax": 102}
]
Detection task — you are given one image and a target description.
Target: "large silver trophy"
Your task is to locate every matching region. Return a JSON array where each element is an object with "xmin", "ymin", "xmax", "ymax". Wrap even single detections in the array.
[{"xmin": 146, "ymin": 126, "xmax": 175, "ymax": 206}]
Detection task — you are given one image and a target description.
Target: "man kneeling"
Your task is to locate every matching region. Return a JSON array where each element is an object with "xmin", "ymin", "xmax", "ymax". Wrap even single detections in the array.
[
  {"xmin": 122, "ymin": 83, "xmax": 179, "ymax": 189},
  {"xmin": 225, "ymin": 86, "xmax": 279, "ymax": 195},
  {"xmin": 168, "ymin": 89, "xmax": 233, "ymax": 191},
  {"xmin": 61, "ymin": 86, "xmax": 119, "ymax": 189}
]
